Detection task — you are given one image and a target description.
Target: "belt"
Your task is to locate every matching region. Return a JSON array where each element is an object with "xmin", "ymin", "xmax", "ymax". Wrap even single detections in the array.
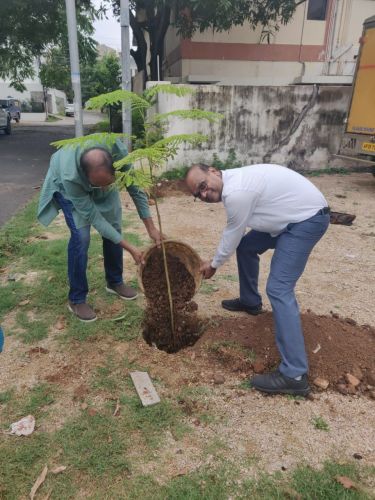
[{"xmin": 316, "ymin": 206, "xmax": 330, "ymax": 215}]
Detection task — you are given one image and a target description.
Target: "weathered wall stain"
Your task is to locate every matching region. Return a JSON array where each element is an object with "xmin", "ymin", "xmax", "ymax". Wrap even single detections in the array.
[{"xmin": 156, "ymin": 84, "xmax": 357, "ymax": 171}]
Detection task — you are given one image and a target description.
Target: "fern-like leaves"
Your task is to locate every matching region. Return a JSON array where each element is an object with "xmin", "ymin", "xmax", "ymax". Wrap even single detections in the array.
[
  {"xmin": 50, "ymin": 133, "xmax": 128, "ymax": 149},
  {"xmin": 86, "ymin": 90, "xmax": 150, "ymax": 112}
]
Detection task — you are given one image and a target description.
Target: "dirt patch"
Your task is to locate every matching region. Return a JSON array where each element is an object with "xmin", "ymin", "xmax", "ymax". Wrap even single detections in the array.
[
  {"xmin": 153, "ymin": 179, "xmax": 190, "ymax": 198},
  {"xmin": 141, "ymin": 249, "xmax": 203, "ymax": 353},
  {"xmin": 194, "ymin": 311, "xmax": 375, "ymax": 396}
]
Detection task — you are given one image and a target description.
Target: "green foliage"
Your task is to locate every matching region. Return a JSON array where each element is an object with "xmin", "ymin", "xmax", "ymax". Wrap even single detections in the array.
[
  {"xmin": 86, "ymin": 89, "xmax": 149, "ymax": 113},
  {"xmin": 212, "ymin": 148, "xmax": 242, "ymax": 170},
  {"xmin": 159, "ymin": 166, "xmax": 189, "ymax": 180},
  {"xmin": 312, "ymin": 415, "xmax": 330, "ymax": 431},
  {"xmin": 144, "ymin": 83, "xmax": 195, "ymax": 101},
  {"xmin": 0, "ymin": 0, "xmax": 97, "ymax": 91},
  {"xmin": 51, "ymin": 132, "xmax": 127, "ymax": 150}
]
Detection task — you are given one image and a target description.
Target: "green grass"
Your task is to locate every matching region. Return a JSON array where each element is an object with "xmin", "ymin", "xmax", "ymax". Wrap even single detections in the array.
[
  {"xmin": 0, "ymin": 197, "xmax": 40, "ymax": 267},
  {"xmin": 0, "ymin": 389, "xmax": 13, "ymax": 404},
  {"xmin": 16, "ymin": 310, "xmax": 49, "ymax": 344},
  {"xmin": 312, "ymin": 415, "xmax": 330, "ymax": 431},
  {"xmin": 200, "ymin": 282, "xmax": 219, "ymax": 295},
  {"xmin": 56, "ymin": 412, "xmax": 130, "ymax": 476},
  {"xmin": 303, "ymin": 167, "xmax": 351, "ymax": 177}
]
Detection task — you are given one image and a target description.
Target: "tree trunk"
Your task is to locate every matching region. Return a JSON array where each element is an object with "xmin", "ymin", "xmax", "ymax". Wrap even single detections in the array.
[
  {"xmin": 130, "ymin": 9, "xmax": 148, "ymax": 82},
  {"xmin": 149, "ymin": 5, "xmax": 171, "ymax": 81}
]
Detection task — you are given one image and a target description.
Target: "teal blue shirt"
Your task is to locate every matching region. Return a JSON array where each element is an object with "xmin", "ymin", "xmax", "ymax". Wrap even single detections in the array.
[{"xmin": 37, "ymin": 139, "xmax": 150, "ymax": 244}]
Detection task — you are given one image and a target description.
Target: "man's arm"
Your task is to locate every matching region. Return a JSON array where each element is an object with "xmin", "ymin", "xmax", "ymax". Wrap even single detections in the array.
[
  {"xmin": 201, "ymin": 190, "xmax": 260, "ymax": 278},
  {"xmin": 64, "ymin": 180, "xmax": 123, "ymax": 244}
]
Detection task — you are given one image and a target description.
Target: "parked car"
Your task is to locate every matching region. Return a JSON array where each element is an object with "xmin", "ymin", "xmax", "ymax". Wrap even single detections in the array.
[
  {"xmin": 65, "ymin": 102, "xmax": 75, "ymax": 116},
  {"xmin": 0, "ymin": 97, "xmax": 21, "ymax": 122},
  {"xmin": 0, "ymin": 107, "xmax": 11, "ymax": 135}
]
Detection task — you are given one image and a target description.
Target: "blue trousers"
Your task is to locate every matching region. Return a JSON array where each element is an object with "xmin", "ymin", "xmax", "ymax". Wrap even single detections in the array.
[
  {"xmin": 54, "ymin": 192, "xmax": 123, "ymax": 304},
  {"xmin": 236, "ymin": 211, "xmax": 330, "ymax": 378}
]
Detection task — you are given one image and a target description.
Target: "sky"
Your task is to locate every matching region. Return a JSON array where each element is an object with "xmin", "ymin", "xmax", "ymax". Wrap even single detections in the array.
[{"xmin": 92, "ymin": 0, "xmax": 122, "ymax": 51}]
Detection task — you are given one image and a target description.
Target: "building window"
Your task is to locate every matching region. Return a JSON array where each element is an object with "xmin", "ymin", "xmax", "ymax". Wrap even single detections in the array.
[{"xmin": 307, "ymin": 0, "xmax": 328, "ymax": 21}]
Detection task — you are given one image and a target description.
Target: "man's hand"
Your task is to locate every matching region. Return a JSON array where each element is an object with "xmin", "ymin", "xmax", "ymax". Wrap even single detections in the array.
[
  {"xmin": 129, "ymin": 247, "xmax": 145, "ymax": 265},
  {"xmin": 147, "ymin": 226, "xmax": 164, "ymax": 248},
  {"xmin": 120, "ymin": 240, "xmax": 145, "ymax": 265},
  {"xmin": 142, "ymin": 218, "xmax": 165, "ymax": 248},
  {"xmin": 200, "ymin": 260, "xmax": 216, "ymax": 279}
]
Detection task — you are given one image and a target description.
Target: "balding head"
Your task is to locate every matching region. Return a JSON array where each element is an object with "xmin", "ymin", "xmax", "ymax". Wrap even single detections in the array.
[
  {"xmin": 185, "ymin": 163, "xmax": 223, "ymax": 203},
  {"xmin": 80, "ymin": 147, "xmax": 115, "ymax": 188}
]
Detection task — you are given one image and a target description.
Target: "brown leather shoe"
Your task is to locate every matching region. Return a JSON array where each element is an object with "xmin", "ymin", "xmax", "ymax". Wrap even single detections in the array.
[
  {"xmin": 68, "ymin": 302, "xmax": 97, "ymax": 322},
  {"xmin": 106, "ymin": 283, "xmax": 138, "ymax": 300}
]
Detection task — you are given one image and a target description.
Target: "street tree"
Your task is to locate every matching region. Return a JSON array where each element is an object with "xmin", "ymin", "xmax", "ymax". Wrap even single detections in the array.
[
  {"xmin": 107, "ymin": 0, "xmax": 305, "ymax": 84},
  {"xmin": 0, "ymin": 0, "xmax": 98, "ymax": 91}
]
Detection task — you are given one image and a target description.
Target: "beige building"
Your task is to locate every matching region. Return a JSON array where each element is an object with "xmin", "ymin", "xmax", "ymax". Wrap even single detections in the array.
[{"xmin": 164, "ymin": 0, "xmax": 375, "ymax": 85}]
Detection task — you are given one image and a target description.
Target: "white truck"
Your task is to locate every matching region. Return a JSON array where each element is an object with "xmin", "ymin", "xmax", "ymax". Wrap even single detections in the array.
[{"xmin": 0, "ymin": 107, "xmax": 11, "ymax": 135}]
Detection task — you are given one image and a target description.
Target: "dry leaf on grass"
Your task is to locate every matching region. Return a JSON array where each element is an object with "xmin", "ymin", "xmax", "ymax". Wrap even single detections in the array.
[
  {"xmin": 336, "ymin": 476, "xmax": 356, "ymax": 489},
  {"xmin": 113, "ymin": 399, "xmax": 120, "ymax": 416},
  {"xmin": 51, "ymin": 465, "xmax": 67, "ymax": 474},
  {"xmin": 30, "ymin": 465, "xmax": 48, "ymax": 499}
]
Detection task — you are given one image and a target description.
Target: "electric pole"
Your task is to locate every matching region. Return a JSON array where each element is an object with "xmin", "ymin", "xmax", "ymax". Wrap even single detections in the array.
[
  {"xmin": 120, "ymin": 0, "xmax": 132, "ymax": 149},
  {"xmin": 65, "ymin": 0, "xmax": 84, "ymax": 137}
]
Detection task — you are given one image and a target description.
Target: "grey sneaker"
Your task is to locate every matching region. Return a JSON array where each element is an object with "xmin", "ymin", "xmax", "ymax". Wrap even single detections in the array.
[
  {"xmin": 106, "ymin": 283, "xmax": 138, "ymax": 300},
  {"xmin": 250, "ymin": 370, "xmax": 310, "ymax": 396},
  {"xmin": 68, "ymin": 302, "xmax": 97, "ymax": 322}
]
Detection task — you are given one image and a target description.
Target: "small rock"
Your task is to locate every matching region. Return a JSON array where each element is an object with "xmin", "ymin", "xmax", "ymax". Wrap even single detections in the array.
[
  {"xmin": 80, "ymin": 403, "xmax": 88, "ymax": 410},
  {"xmin": 353, "ymin": 453, "xmax": 363, "ymax": 460},
  {"xmin": 252, "ymin": 360, "xmax": 265, "ymax": 373},
  {"xmin": 306, "ymin": 392, "xmax": 316, "ymax": 401},
  {"xmin": 55, "ymin": 317, "xmax": 65, "ymax": 330},
  {"xmin": 176, "ymin": 449, "xmax": 183, "ymax": 454},
  {"xmin": 19, "ymin": 299, "xmax": 30, "ymax": 306},
  {"xmin": 369, "ymin": 391, "xmax": 375, "ymax": 400},
  {"xmin": 345, "ymin": 318, "xmax": 356, "ymax": 326},
  {"xmin": 345, "ymin": 373, "xmax": 360, "ymax": 387},
  {"xmin": 87, "ymin": 408, "xmax": 97, "ymax": 416},
  {"xmin": 313, "ymin": 377, "xmax": 329, "ymax": 390},
  {"xmin": 351, "ymin": 366, "xmax": 363, "ymax": 380},
  {"xmin": 367, "ymin": 371, "xmax": 375, "ymax": 386},
  {"xmin": 346, "ymin": 384, "xmax": 357, "ymax": 395},
  {"xmin": 213, "ymin": 374, "xmax": 225, "ymax": 385},
  {"xmin": 337, "ymin": 384, "xmax": 348, "ymax": 395}
]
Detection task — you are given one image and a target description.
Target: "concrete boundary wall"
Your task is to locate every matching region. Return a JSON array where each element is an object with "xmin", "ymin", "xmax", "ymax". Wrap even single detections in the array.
[{"xmin": 156, "ymin": 84, "xmax": 361, "ymax": 171}]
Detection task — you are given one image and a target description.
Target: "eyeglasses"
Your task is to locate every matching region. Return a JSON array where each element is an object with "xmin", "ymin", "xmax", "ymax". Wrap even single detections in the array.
[{"xmin": 193, "ymin": 181, "xmax": 208, "ymax": 200}]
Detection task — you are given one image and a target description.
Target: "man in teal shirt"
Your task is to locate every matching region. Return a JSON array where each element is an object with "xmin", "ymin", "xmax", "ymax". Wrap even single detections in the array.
[{"xmin": 38, "ymin": 139, "xmax": 161, "ymax": 322}]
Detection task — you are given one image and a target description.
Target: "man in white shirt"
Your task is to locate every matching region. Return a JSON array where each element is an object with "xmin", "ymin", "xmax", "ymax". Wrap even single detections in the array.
[{"xmin": 185, "ymin": 163, "xmax": 330, "ymax": 396}]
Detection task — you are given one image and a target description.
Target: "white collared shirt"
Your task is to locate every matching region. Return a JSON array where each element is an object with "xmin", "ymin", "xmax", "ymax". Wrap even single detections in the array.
[{"xmin": 211, "ymin": 164, "xmax": 328, "ymax": 268}]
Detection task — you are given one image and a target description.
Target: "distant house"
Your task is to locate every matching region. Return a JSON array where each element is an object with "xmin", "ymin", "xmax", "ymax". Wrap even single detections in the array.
[
  {"xmin": 0, "ymin": 60, "xmax": 66, "ymax": 114},
  {"xmin": 163, "ymin": 0, "xmax": 374, "ymax": 86}
]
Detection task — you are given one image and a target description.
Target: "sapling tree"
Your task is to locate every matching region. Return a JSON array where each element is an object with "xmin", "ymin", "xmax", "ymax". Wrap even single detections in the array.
[{"xmin": 51, "ymin": 84, "xmax": 222, "ymax": 336}]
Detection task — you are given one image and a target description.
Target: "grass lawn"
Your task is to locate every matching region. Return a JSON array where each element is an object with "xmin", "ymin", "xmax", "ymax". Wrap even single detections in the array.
[{"xmin": 0, "ymin": 198, "xmax": 374, "ymax": 499}]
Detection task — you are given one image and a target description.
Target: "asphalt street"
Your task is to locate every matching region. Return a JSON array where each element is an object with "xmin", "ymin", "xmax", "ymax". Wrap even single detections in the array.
[{"xmin": 0, "ymin": 123, "xmax": 75, "ymax": 226}]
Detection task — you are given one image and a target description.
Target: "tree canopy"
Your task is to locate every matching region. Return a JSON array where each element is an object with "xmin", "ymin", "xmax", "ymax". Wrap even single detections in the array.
[
  {"xmin": 0, "ymin": 0, "xmax": 98, "ymax": 91},
  {"xmin": 107, "ymin": 0, "xmax": 304, "ymax": 83}
]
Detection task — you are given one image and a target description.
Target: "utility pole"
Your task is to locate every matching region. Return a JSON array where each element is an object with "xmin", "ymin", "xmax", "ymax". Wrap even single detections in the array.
[
  {"xmin": 65, "ymin": 0, "xmax": 84, "ymax": 137},
  {"xmin": 120, "ymin": 0, "xmax": 132, "ymax": 149}
]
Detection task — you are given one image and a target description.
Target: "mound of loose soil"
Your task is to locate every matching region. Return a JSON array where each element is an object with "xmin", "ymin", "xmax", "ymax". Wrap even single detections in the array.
[
  {"xmin": 142, "ymin": 249, "xmax": 203, "ymax": 353},
  {"xmin": 195, "ymin": 311, "xmax": 375, "ymax": 396}
]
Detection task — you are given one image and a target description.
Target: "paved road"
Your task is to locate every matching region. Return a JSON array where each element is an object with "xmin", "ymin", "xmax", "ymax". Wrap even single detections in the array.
[{"xmin": 0, "ymin": 124, "xmax": 74, "ymax": 227}]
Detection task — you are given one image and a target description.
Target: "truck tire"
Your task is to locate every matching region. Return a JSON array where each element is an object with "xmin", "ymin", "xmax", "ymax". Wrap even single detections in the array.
[
  {"xmin": 15, "ymin": 113, "xmax": 20, "ymax": 123},
  {"xmin": 5, "ymin": 118, "xmax": 11, "ymax": 135}
]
